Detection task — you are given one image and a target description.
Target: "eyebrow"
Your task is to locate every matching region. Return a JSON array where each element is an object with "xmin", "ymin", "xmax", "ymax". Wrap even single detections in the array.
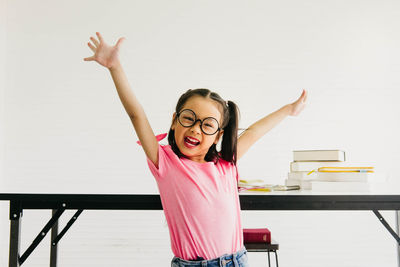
[{"xmin": 184, "ymin": 109, "xmax": 220, "ymax": 121}]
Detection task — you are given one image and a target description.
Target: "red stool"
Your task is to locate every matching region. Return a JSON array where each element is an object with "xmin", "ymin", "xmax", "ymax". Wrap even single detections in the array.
[{"xmin": 243, "ymin": 228, "xmax": 279, "ymax": 267}]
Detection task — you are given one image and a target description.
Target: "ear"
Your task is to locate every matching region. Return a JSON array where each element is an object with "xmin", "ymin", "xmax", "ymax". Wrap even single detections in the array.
[
  {"xmin": 171, "ymin": 112, "xmax": 177, "ymax": 130},
  {"xmin": 214, "ymin": 130, "xmax": 224, "ymax": 144}
]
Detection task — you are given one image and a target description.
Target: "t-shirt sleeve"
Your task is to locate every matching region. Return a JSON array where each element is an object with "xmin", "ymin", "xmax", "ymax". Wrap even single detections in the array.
[{"xmin": 146, "ymin": 143, "xmax": 168, "ymax": 180}]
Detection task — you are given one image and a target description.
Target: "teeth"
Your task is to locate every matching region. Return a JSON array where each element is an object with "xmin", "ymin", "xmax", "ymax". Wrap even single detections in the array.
[
  {"xmin": 186, "ymin": 142, "xmax": 196, "ymax": 147},
  {"xmin": 187, "ymin": 137, "xmax": 199, "ymax": 143},
  {"xmin": 185, "ymin": 137, "xmax": 200, "ymax": 147}
]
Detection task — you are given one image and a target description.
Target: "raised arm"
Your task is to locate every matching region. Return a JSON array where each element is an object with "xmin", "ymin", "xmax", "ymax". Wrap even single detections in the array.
[
  {"xmin": 237, "ymin": 89, "xmax": 307, "ymax": 160},
  {"xmin": 84, "ymin": 32, "xmax": 159, "ymax": 167}
]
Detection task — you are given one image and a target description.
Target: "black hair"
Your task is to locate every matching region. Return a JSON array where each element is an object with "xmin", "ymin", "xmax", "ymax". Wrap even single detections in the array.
[{"xmin": 167, "ymin": 88, "xmax": 240, "ymax": 165}]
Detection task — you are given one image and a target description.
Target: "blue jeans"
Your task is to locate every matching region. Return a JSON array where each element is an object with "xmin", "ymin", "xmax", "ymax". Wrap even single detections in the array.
[{"xmin": 171, "ymin": 247, "xmax": 249, "ymax": 267}]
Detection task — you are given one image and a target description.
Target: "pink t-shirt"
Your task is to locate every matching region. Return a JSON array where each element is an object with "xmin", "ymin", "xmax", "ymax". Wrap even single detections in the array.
[{"xmin": 146, "ymin": 141, "xmax": 244, "ymax": 260}]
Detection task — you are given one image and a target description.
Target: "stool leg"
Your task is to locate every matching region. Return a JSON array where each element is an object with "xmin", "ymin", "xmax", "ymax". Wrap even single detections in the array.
[
  {"xmin": 267, "ymin": 251, "xmax": 271, "ymax": 267},
  {"xmin": 274, "ymin": 251, "xmax": 279, "ymax": 267}
]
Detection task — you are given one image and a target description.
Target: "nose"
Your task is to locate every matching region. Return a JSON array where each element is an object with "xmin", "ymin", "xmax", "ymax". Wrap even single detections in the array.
[{"xmin": 190, "ymin": 119, "xmax": 202, "ymax": 134}]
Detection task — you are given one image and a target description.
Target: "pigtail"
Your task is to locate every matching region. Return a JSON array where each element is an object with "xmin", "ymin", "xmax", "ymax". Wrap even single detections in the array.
[
  {"xmin": 220, "ymin": 100, "xmax": 240, "ymax": 164},
  {"xmin": 168, "ymin": 128, "xmax": 185, "ymax": 159},
  {"xmin": 205, "ymin": 143, "xmax": 218, "ymax": 163}
]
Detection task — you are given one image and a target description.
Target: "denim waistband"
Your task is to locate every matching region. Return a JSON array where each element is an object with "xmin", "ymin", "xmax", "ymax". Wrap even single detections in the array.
[{"xmin": 172, "ymin": 247, "xmax": 247, "ymax": 266}]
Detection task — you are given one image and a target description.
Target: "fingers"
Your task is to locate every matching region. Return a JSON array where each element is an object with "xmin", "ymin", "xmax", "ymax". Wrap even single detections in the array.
[
  {"xmin": 90, "ymin": 36, "xmax": 99, "ymax": 47},
  {"xmin": 84, "ymin": 32, "xmax": 103, "ymax": 62},
  {"xmin": 115, "ymin": 37, "xmax": 126, "ymax": 48},
  {"xmin": 87, "ymin": 32, "xmax": 125, "ymax": 49},
  {"xmin": 302, "ymin": 89, "xmax": 308, "ymax": 102},
  {"xmin": 299, "ymin": 89, "xmax": 307, "ymax": 102},
  {"xmin": 294, "ymin": 90, "xmax": 304, "ymax": 104},
  {"xmin": 96, "ymin": 32, "xmax": 104, "ymax": 43},
  {"xmin": 83, "ymin": 56, "xmax": 95, "ymax": 61},
  {"xmin": 87, "ymin": 42, "xmax": 96, "ymax": 53}
]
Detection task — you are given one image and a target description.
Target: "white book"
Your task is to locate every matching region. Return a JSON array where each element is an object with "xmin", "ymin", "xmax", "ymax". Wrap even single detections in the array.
[
  {"xmin": 293, "ymin": 150, "xmax": 346, "ymax": 162},
  {"xmin": 310, "ymin": 181, "xmax": 370, "ymax": 192},
  {"xmin": 288, "ymin": 171, "xmax": 371, "ymax": 182},
  {"xmin": 288, "ymin": 172, "xmax": 318, "ymax": 181},
  {"xmin": 317, "ymin": 172, "xmax": 370, "ymax": 182},
  {"xmin": 238, "ymin": 179, "xmax": 271, "ymax": 188},
  {"xmin": 290, "ymin": 161, "xmax": 350, "ymax": 172}
]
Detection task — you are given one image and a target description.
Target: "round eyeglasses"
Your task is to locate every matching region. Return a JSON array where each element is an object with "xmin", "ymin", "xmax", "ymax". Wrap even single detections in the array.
[{"xmin": 177, "ymin": 109, "xmax": 221, "ymax": 135}]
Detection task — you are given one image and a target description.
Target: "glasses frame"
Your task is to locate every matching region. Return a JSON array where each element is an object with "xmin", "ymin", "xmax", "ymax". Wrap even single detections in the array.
[{"xmin": 177, "ymin": 109, "xmax": 221, "ymax": 135}]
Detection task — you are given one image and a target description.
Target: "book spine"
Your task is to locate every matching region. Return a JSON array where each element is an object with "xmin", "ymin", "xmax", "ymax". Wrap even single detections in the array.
[
  {"xmin": 288, "ymin": 172, "xmax": 370, "ymax": 182},
  {"xmin": 318, "ymin": 167, "xmax": 374, "ymax": 172},
  {"xmin": 290, "ymin": 161, "xmax": 350, "ymax": 172},
  {"xmin": 293, "ymin": 150, "xmax": 345, "ymax": 162},
  {"xmin": 317, "ymin": 172, "xmax": 370, "ymax": 182},
  {"xmin": 243, "ymin": 233, "xmax": 271, "ymax": 243}
]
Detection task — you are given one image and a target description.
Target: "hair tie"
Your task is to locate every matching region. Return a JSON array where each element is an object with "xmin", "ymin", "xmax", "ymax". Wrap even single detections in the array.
[{"xmin": 225, "ymin": 100, "xmax": 229, "ymax": 107}]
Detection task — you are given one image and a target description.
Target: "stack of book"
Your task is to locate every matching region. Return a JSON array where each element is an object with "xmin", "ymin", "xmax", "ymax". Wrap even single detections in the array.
[
  {"xmin": 285, "ymin": 150, "xmax": 374, "ymax": 192},
  {"xmin": 238, "ymin": 179, "xmax": 300, "ymax": 192},
  {"xmin": 238, "ymin": 179, "xmax": 273, "ymax": 192}
]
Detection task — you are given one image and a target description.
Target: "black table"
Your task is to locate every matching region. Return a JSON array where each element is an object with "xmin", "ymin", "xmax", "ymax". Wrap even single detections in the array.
[{"xmin": 1, "ymin": 191, "xmax": 400, "ymax": 267}]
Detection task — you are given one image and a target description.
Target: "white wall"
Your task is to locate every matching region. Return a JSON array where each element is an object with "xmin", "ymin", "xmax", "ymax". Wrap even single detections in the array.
[
  {"xmin": 1, "ymin": 0, "xmax": 8, "ymax": 265},
  {"xmin": 1, "ymin": 0, "xmax": 400, "ymax": 266}
]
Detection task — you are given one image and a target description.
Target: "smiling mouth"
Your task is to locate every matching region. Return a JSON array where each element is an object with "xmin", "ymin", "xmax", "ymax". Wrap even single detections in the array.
[{"xmin": 184, "ymin": 136, "xmax": 200, "ymax": 147}]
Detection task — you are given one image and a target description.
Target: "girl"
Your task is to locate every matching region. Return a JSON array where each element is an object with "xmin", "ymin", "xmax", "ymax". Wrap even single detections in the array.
[{"xmin": 84, "ymin": 32, "xmax": 307, "ymax": 267}]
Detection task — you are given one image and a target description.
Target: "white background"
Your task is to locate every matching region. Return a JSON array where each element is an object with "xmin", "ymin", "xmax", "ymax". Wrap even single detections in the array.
[{"xmin": 1, "ymin": 0, "xmax": 400, "ymax": 266}]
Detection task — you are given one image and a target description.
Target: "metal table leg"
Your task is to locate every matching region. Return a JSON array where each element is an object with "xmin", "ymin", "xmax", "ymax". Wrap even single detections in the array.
[
  {"xmin": 396, "ymin": 211, "xmax": 400, "ymax": 267},
  {"xmin": 9, "ymin": 201, "xmax": 22, "ymax": 267},
  {"xmin": 9, "ymin": 218, "xmax": 21, "ymax": 267}
]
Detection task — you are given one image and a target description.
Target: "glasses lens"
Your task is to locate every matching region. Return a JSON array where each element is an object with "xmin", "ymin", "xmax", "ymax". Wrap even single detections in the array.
[
  {"xmin": 178, "ymin": 110, "xmax": 195, "ymax": 127},
  {"xmin": 202, "ymin": 117, "xmax": 219, "ymax": 135}
]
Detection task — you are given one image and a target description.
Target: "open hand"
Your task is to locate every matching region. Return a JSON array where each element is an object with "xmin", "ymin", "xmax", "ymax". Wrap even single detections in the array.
[
  {"xmin": 83, "ymin": 32, "xmax": 125, "ymax": 70},
  {"xmin": 288, "ymin": 89, "xmax": 307, "ymax": 116}
]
